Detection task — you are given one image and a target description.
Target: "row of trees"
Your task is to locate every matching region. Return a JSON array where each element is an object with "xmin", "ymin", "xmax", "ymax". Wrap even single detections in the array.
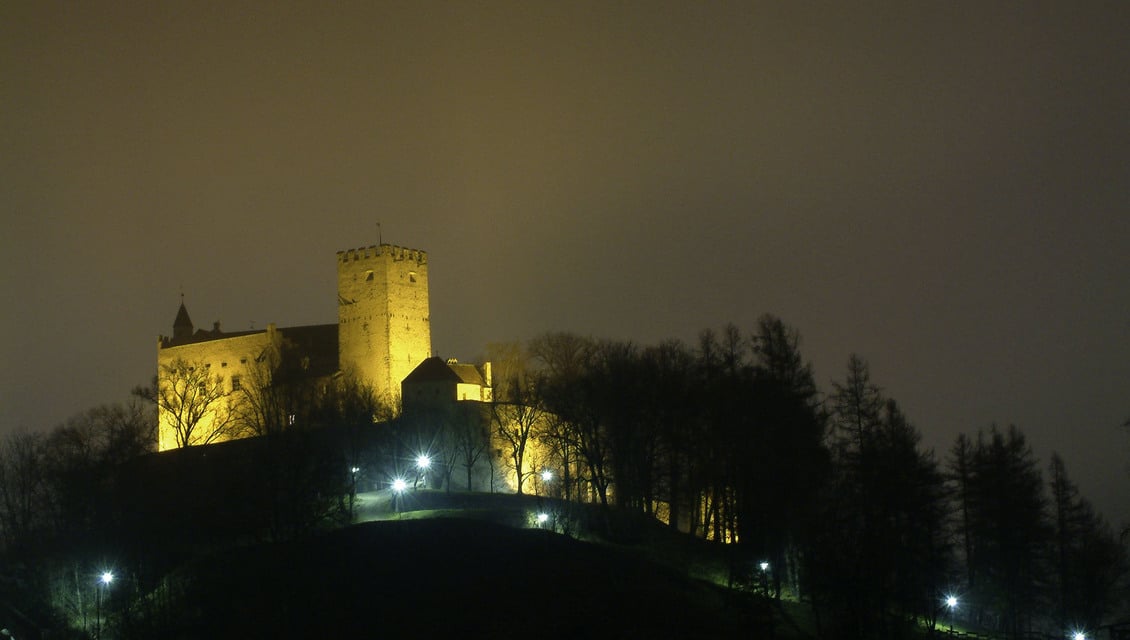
[
  {"xmin": 2, "ymin": 315, "xmax": 1125, "ymax": 638},
  {"xmin": 0, "ymin": 365, "xmax": 386, "ymax": 636},
  {"xmin": 0, "ymin": 400, "xmax": 156, "ymax": 633},
  {"xmin": 476, "ymin": 318, "xmax": 1126, "ymax": 638}
]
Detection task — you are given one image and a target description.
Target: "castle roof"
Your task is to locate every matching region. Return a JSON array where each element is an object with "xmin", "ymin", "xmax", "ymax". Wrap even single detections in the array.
[
  {"xmin": 449, "ymin": 362, "xmax": 486, "ymax": 386},
  {"xmin": 402, "ymin": 357, "xmax": 487, "ymax": 387},
  {"xmin": 173, "ymin": 302, "xmax": 193, "ymax": 329},
  {"xmin": 402, "ymin": 357, "xmax": 462, "ymax": 384}
]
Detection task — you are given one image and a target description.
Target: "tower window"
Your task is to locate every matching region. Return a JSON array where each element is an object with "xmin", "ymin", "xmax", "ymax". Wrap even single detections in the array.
[
  {"xmin": 231, "ymin": 375, "xmax": 241, "ymax": 391},
  {"xmin": 409, "ymin": 271, "xmax": 417, "ymax": 283},
  {"xmin": 365, "ymin": 270, "xmax": 374, "ymax": 281}
]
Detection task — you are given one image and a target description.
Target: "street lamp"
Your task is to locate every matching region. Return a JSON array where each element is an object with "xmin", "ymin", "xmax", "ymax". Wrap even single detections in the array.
[
  {"xmin": 1072, "ymin": 631, "xmax": 1086, "ymax": 640},
  {"xmin": 944, "ymin": 594, "xmax": 958, "ymax": 632},
  {"xmin": 349, "ymin": 467, "xmax": 361, "ymax": 519},
  {"xmin": 756, "ymin": 561, "xmax": 770, "ymax": 594},
  {"xmin": 536, "ymin": 512, "xmax": 549, "ymax": 525},
  {"xmin": 391, "ymin": 477, "xmax": 407, "ymax": 512},
  {"xmin": 540, "ymin": 469, "xmax": 553, "ymax": 483},
  {"xmin": 414, "ymin": 454, "xmax": 431, "ymax": 489},
  {"xmin": 96, "ymin": 571, "xmax": 114, "ymax": 639}
]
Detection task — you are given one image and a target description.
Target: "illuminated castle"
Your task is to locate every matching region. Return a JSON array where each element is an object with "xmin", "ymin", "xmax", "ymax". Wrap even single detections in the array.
[{"xmin": 156, "ymin": 243, "xmax": 431, "ymax": 451}]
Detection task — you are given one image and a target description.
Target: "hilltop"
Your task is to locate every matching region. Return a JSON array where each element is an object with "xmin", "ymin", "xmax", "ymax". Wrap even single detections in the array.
[{"xmin": 139, "ymin": 511, "xmax": 779, "ymax": 639}]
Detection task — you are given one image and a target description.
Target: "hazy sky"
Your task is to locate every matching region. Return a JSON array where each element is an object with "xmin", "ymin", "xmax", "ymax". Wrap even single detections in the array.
[{"xmin": 3, "ymin": 2, "xmax": 1127, "ymax": 521}]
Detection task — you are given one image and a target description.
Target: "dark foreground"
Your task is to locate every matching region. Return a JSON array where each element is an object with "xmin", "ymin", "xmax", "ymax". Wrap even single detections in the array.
[{"xmin": 153, "ymin": 517, "xmax": 768, "ymax": 639}]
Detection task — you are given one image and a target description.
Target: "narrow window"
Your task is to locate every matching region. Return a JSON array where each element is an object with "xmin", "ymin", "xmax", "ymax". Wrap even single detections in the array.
[{"xmin": 231, "ymin": 375, "xmax": 241, "ymax": 391}]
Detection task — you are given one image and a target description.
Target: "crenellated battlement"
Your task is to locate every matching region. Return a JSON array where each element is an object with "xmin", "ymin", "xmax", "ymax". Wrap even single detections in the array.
[
  {"xmin": 157, "ymin": 239, "xmax": 431, "ymax": 452},
  {"xmin": 336, "ymin": 243, "xmax": 427, "ymax": 265}
]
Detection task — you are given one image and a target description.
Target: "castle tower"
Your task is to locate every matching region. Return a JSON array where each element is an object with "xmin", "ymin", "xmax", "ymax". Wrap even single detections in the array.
[{"xmin": 336, "ymin": 243, "xmax": 431, "ymax": 405}]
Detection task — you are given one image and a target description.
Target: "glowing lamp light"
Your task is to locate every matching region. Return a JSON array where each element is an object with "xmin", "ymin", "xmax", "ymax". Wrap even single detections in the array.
[
  {"xmin": 541, "ymin": 469, "xmax": 553, "ymax": 482},
  {"xmin": 1072, "ymin": 632, "xmax": 1086, "ymax": 640},
  {"xmin": 945, "ymin": 595, "xmax": 958, "ymax": 609},
  {"xmin": 759, "ymin": 561, "xmax": 769, "ymax": 572},
  {"xmin": 391, "ymin": 478, "xmax": 408, "ymax": 493},
  {"xmin": 350, "ymin": 466, "xmax": 360, "ymax": 474},
  {"xmin": 100, "ymin": 571, "xmax": 114, "ymax": 586},
  {"xmin": 415, "ymin": 454, "xmax": 431, "ymax": 470},
  {"xmin": 536, "ymin": 513, "xmax": 549, "ymax": 524}
]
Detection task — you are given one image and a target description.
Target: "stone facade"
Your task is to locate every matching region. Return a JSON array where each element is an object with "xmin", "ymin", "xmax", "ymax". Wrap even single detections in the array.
[
  {"xmin": 156, "ymin": 243, "xmax": 432, "ymax": 451},
  {"xmin": 401, "ymin": 357, "xmax": 493, "ymax": 412},
  {"xmin": 156, "ymin": 324, "xmax": 281, "ymax": 451},
  {"xmin": 337, "ymin": 244, "xmax": 431, "ymax": 404}
]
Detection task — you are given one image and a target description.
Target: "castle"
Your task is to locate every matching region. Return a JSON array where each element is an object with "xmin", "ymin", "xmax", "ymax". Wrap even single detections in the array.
[{"xmin": 156, "ymin": 243, "xmax": 433, "ymax": 451}]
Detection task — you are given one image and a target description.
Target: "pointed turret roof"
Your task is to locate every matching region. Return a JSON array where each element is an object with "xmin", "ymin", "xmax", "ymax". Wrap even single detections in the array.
[{"xmin": 173, "ymin": 301, "xmax": 194, "ymax": 339}]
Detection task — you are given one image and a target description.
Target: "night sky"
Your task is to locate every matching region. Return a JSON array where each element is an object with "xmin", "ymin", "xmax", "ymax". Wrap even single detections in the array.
[{"xmin": 3, "ymin": 3, "xmax": 1128, "ymax": 522}]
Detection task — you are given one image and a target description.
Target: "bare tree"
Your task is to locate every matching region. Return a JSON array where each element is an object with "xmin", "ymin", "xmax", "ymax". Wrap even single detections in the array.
[
  {"xmin": 229, "ymin": 346, "xmax": 290, "ymax": 437},
  {"xmin": 453, "ymin": 405, "xmax": 490, "ymax": 491},
  {"xmin": 488, "ymin": 341, "xmax": 548, "ymax": 494},
  {"xmin": 0, "ymin": 430, "xmax": 48, "ymax": 547},
  {"xmin": 157, "ymin": 358, "xmax": 238, "ymax": 447},
  {"xmin": 492, "ymin": 401, "xmax": 546, "ymax": 494}
]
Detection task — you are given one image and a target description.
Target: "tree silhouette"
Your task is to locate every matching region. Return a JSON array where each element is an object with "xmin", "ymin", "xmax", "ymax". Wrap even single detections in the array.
[
  {"xmin": 1048, "ymin": 453, "xmax": 1127, "ymax": 632},
  {"xmin": 157, "ymin": 358, "xmax": 237, "ymax": 448}
]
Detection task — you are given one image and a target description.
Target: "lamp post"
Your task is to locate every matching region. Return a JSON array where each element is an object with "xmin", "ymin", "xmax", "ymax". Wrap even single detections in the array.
[
  {"xmin": 944, "ymin": 595, "xmax": 958, "ymax": 633},
  {"xmin": 414, "ymin": 454, "xmax": 431, "ymax": 489},
  {"xmin": 349, "ymin": 466, "xmax": 360, "ymax": 519},
  {"xmin": 534, "ymin": 469, "xmax": 553, "ymax": 496},
  {"xmin": 96, "ymin": 571, "xmax": 113, "ymax": 640},
  {"xmin": 392, "ymin": 478, "xmax": 407, "ymax": 513}
]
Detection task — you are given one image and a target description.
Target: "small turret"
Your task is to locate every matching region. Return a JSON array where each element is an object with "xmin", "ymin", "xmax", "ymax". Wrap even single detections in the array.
[{"xmin": 173, "ymin": 300, "xmax": 194, "ymax": 341}]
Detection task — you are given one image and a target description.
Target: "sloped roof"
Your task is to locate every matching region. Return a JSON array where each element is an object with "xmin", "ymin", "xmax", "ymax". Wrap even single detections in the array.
[
  {"xmin": 173, "ymin": 302, "xmax": 193, "ymax": 330},
  {"xmin": 449, "ymin": 363, "xmax": 485, "ymax": 386},
  {"xmin": 402, "ymin": 357, "xmax": 462, "ymax": 384}
]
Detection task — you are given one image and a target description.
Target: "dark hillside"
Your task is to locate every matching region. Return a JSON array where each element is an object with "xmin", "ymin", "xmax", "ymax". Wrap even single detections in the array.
[{"xmin": 150, "ymin": 518, "xmax": 767, "ymax": 639}]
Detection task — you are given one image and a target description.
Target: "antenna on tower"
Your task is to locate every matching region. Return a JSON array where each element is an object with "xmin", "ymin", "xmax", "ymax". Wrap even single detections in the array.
[{"xmin": 377, "ymin": 221, "xmax": 383, "ymax": 246}]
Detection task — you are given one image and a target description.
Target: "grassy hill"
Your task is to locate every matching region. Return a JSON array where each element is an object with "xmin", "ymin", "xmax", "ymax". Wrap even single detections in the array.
[{"xmin": 135, "ymin": 493, "xmax": 785, "ymax": 639}]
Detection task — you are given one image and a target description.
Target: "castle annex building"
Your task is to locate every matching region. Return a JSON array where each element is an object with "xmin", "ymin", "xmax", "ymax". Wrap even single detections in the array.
[{"xmin": 157, "ymin": 243, "xmax": 431, "ymax": 451}]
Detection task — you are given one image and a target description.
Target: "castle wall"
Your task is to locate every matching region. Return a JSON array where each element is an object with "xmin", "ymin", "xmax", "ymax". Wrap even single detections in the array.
[
  {"xmin": 156, "ymin": 328, "xmax": 278, "ymax": 451},
  {"xmin": 157, "ymin": 242, "xmax": 433, "ymax": 451},
  {"xmin": 337, "ymin": 244, "xmax": 431, "ymax": 405}
]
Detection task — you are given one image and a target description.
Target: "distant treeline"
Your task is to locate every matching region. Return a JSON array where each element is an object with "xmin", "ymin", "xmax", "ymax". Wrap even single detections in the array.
[{"xmin": 480, "ymin": 317, "xmax": 1127, "ymax": 638}]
